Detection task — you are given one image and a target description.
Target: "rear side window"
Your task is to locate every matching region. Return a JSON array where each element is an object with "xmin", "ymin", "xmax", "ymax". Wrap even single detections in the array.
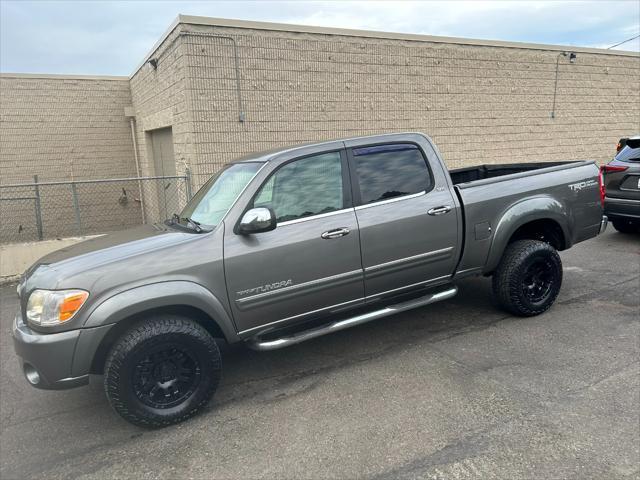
[
  {"xmin": 254, "ymin": 151, "xmax": 344, "ymax": 222},
  {"xmin": 615, "ymin": 138, "xmax": 640, "ymax": 162},
  {"xmin": 351, "ymin": 144, "xmax": 432, "ymax": 205}
]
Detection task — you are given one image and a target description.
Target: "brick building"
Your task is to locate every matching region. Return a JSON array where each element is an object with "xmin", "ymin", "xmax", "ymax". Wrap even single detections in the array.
[{"xmin": 1, "ymin": 15, "xmax": 639, "ymax": 241}]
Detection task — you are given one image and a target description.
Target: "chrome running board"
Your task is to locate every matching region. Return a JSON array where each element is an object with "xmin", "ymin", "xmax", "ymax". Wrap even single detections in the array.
[{"xmin": 247, "ymin": 285, "xmax": 458, "ymax": 351}]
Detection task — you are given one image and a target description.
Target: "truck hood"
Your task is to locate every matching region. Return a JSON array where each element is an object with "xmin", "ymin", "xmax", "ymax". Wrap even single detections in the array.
[{"xmin": 29, "ymin": 223, "xmax": 196, "ymax": 280}]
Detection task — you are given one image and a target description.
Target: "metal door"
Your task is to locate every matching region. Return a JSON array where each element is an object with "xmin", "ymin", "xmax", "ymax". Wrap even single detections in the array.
[
  {"xmin": 347, "ymin": 143, "xmax": 460, "ymax": 299},
  {"xmin": 223, "ymin": 150, "xmax": 364, "ymax": 334},
  {"xmin": 149, "ymin": 127, "xmax": 178, "ymax": 221}
]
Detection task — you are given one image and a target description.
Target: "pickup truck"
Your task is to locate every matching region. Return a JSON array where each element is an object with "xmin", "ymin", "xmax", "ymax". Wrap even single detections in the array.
[{"xmin": 12, "ymin": 132, "xmax": 607, "ymax": 427}]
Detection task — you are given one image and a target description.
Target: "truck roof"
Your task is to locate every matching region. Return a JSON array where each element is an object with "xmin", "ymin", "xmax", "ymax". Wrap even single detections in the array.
[{"xmin": 231, "ymin": 132, "xmax": 425, "ymax": 163}]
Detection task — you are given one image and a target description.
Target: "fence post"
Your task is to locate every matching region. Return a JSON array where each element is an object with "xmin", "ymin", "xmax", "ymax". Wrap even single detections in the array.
[
  {"xmin": 33, "ymin": 175, "xmax": 43, "ymax": 240},
  {"xmin": 136, "ymin": 177, "xmax": 146, "ymax": 225},
  {"xmin": 70, "ymin": 182, "xmax": 83, "ymax": 235},
  {"xmin": 185, "ymin": 167, "xmax": 193, "ymax": 200}
]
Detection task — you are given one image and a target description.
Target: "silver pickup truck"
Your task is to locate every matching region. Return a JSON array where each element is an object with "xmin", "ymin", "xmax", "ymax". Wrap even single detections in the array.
[{"xmin": 12, "ymin": 132, "xmax": 607, "ymax": 427}]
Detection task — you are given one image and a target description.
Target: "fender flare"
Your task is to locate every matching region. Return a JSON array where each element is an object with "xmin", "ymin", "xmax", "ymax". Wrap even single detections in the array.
[
  {"xmin": 484, "ymin": 196, "xmax": 572, "ymax": 274},
  {"xmin": 82, "ymin": 281, "xmax": 239, "ymax": 343}
]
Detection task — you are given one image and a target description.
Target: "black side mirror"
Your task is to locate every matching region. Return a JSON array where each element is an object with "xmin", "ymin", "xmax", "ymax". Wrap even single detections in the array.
[{"xmin": 237, "ymin": 207, "xmax": 277, "ymax": 234}]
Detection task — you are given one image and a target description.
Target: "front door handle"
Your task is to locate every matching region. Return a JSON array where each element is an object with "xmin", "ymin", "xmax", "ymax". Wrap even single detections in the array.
[
  {"xmin": 428, "ymin": 205, "xmax": 452, "ymax": 216},
  {"xmin": 321, "ymin": 227, "xmax": 350, "ymax": 239}
]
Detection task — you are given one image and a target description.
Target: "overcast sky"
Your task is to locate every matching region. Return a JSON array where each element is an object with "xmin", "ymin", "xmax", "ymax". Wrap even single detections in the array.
[{"xmin": 1, "ymin": 0, "xmax": 638, "ymax": 76}]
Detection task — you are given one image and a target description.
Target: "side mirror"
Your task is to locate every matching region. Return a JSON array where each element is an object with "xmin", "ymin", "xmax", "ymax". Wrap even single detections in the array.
[{"xmin": 238, "ymin": 207, "xmax": 277, "ymax": 235}]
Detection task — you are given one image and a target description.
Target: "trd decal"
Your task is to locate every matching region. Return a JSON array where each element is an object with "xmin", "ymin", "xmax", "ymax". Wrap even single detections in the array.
[{"xmin": 568, "ymin": 179, "xmax": 597, "ymax": 192}]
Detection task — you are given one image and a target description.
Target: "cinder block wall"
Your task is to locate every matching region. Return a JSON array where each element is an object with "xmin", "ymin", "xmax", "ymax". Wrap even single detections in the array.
[
  {"xmin": 0, "ymin": 74, "xmax": 136, "ymax": 183},
  {"xmin": 129, "ymin": 28, "xmax": 192, "ymax": 179},
  {"xmin": 0, "ymin": 74, "xmax": 140, "ymax": 242},
  {"xmin": 129, "ymin": 19, "xmax": 639, "ymax": 189}
]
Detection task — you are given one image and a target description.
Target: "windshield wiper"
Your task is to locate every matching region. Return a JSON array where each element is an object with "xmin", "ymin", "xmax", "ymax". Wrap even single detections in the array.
[
  {"xmin": 169, "ymin": 213, "xmax": 203, "ymax": 233},
  {"xmin": 183, "ymin": 216, "xmax": 203, "ymax": 233}
]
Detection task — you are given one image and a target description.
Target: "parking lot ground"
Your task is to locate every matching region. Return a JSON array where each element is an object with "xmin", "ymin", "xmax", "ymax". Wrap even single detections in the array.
[{"xmin": 1, "ymin": 228, "xmax": 638, "ymax": 480}]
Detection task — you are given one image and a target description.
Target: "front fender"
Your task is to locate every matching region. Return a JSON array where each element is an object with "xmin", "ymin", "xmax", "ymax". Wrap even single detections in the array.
[
  {"xmin": 484, "ymin": 196, "xmax": 571, "ymax": 274},
  {"xmin": 82, "ymin": 281, "xmax": 239, "ymax": 343}
]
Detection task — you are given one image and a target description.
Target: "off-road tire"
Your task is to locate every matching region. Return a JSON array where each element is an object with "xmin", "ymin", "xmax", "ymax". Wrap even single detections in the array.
[
  {"xmin": 104, "ymin": 315, "xmax": 221, "ymax": 428},
  {"xmin": 612, "ymin": 219, "xmax": 638, "ymax": 234},
  {"xmin": 492, "ymin": 240, "xmax": 562, "ymax": 317}
]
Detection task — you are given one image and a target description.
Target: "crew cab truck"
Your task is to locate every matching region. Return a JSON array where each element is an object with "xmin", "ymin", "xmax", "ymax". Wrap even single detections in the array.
[{"xmin": 12, "ymin": 133, "xmax": 607, "ymax": 427}]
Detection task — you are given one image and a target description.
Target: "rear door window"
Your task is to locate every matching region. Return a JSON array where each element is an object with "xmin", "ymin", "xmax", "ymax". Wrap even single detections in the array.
[{"xmin": 350, "ymin": 144, "xmax": 432, "ymax": 205}]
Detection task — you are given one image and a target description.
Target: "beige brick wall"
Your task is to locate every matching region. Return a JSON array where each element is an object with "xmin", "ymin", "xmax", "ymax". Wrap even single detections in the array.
[
  {"xmin": 0, "ymin": 74, "xmax": 140, "ymax": 242},
  {"xmin": 129, "ymin": 27, "xmax": 192, "ymax": 179},
  {"xmin": 0, "ymin": 75, "xmax": 136, "ymax": 183},
  {"xmin": 132, "ymin": 20, "xmax": 637, "ymax": 189}
]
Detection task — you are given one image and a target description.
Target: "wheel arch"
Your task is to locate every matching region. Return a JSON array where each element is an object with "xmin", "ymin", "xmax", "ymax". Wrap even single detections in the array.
[
  {"xmin": 88, "ymin": 304, "xmax": 227, "ymax": 375},
  {"xmin": 484, "ymin": 197, "xmax": 571, "ymax": 274},
  {"xmin": 79, "ymin": 281, "xmax": 239, "ymax": 375}
]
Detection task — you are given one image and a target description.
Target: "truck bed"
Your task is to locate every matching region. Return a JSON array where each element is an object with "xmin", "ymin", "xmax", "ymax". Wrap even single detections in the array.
[
  {"xmin": 449, "ymin": 159, "xmax": 602, "ymax": 277},
  {"xmin": 449, "ymin": 161, "xmax": 578, "ymax": 186}
]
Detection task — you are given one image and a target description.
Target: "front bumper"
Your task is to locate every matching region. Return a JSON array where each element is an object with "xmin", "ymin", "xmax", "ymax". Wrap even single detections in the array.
[
  {"xmin": 604, "ymin": 196, "xmax": 640, "ymax": 220},
  {"xmin": 12, "ymin": 312, "xmax": 88, "ymax": 390}
]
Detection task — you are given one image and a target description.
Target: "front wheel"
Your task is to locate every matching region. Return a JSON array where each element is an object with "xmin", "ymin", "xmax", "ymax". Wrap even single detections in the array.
[
  {"xmin": 104, "ymin": 316, "xmax": 221, "ymax": 428},
  {"xmin": 492, "ymin": 240, "xmax": 562, "ymax": 317}
]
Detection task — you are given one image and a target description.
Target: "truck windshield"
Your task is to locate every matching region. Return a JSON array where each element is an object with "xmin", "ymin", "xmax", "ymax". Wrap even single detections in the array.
[{"xmin": 179, "ymin": 162, "xmax": 263, "ymax": 228}]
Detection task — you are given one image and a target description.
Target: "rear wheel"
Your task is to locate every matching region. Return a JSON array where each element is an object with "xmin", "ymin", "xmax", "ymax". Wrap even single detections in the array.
[
  {"xmin": 492, "ymin": 240, "xmax": 562, "ymax": 317},
  {"xmin": 104, "ymin": 315, "xmax": 221, "ymax": 428},
  {"xmin": 612, "ymin": 219, "xmax": 638, "ymax": 234}
]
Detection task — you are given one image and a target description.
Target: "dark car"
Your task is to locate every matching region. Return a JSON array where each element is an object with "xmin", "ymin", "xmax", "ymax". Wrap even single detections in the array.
[{"xmin": 603, "ymin": 136, "xmax": 640, "ymax": 233}]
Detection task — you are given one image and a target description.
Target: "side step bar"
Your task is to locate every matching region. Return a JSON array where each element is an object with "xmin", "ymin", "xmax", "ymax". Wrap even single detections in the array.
[{"xmin": 247, "ymin": 285, "xmax": 458, "ymax": 351}]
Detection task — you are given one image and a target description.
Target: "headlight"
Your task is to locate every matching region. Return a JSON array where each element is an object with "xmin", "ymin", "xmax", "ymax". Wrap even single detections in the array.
[{"xmin": 26, "ymin": 289, "xmax": 89, "ymax": 326}]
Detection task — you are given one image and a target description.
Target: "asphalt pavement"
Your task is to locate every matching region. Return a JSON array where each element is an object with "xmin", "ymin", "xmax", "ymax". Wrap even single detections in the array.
[{"xmin": 1, "ymin": 228, "xmax": 638, "ymax": 479}]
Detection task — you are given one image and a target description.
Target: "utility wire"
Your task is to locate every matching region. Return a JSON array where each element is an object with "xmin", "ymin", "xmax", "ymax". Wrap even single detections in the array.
[{"xmin": 606, "ymin": 34, "xmax": 640, "ymax": 49}]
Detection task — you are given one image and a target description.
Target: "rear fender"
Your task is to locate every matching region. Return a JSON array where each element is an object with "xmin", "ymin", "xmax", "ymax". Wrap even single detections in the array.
[
  {"xmin": 484, "ymin": 196, "xmax": 571, "ymax": 274},
  {"xmin": 82, "ymin": 281, "xmax": 239, "ymax": 343}
]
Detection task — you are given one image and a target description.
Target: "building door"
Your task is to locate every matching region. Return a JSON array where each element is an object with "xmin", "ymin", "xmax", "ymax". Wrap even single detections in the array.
[{"xmin": 150, "ymin": 127, "xmax": 178, "ymax": 222}]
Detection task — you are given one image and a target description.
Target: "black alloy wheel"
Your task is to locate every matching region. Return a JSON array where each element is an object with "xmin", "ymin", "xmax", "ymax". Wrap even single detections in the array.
[
  {"xmin": 521, "ymin": 258, "xmax": 556, "ymax": 306},
  {"xmin": 132, "ymin": 343, "xmax": 202, "ymax": 410},
  {"xmin": 492, "ymin": 239, "xmax": 563, "ymax": 317},
  {"xmin": 104, "ymin": 316, "xmax": 221, "ymax": 428}
]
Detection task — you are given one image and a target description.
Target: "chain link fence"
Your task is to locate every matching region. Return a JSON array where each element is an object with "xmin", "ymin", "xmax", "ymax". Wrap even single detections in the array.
[{"xmin": 0, "ymin": 173, "xmax": 193, "ymax": 244}]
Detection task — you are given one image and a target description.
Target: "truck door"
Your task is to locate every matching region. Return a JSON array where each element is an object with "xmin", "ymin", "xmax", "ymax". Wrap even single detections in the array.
[
  {"xmin": 346, "ymin": 142, "xmax": 459, "ymax": 299},
  {"xmin": 223, "ymin": 150, "xmax": 365, "ymax": 334}
]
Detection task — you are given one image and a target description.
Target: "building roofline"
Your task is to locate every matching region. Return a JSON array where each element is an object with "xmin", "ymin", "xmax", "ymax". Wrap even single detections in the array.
[
  {"xmin": 131, "ymin": 15, "xmax": 182, "ymax": 77},
  {"xmin": 174, "ymin": 15, "xmax": 639, "ymax": 58},
  {"xmin": 9, "ymin": 15, "xmax": 637, "ymax": 81},
  {"xmin": 133, "ymin": 14, "xmax": 639, "ymax": 77},
  {"xmin": 0, "ymin": 72, "xmax": 129, "ymax": 81}
]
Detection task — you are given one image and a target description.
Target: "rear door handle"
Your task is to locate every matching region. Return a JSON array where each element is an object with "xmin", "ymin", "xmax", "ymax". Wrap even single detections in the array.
[
  {"xmin": 321, "ymin": 227, "xmax": 350, "ymax": 239},
  {"xmin": 427, "ymin": 205, "xmax": 452, "ymax": 216}
]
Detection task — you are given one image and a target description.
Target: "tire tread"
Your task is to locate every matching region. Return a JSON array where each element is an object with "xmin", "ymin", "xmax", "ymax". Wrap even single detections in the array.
[
  {"xmin": 492, "ymin": 240, "xmax": 562, "ymax": 317},
  {"xmin": 104, "ymin": 315, "xmax": 220, "ymax": 428}
]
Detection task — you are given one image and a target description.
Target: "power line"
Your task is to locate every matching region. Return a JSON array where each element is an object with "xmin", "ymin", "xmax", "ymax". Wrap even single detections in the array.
[{"xmin": 606, "ymin": 34, "xmax": 640, "ymax": 49}]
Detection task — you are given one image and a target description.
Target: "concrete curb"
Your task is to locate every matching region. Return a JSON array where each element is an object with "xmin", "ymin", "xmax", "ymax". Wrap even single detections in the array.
[
  {"xmin": 0, "ymin": 236, "xmax": 99, "ymax": 285},
  {"xmin": 0, "ymin": 275, "xmax": 19, "ymax": 287}
]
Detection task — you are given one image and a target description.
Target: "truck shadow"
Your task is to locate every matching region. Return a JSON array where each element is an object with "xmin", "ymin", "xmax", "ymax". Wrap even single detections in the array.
[
  {"xmin": 209, "ymin": 276, "xmax": 503, "ymax": 410},
  {"xmin": 1, "ymin": 276, "xmax": 499, "ymax": 434}
]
